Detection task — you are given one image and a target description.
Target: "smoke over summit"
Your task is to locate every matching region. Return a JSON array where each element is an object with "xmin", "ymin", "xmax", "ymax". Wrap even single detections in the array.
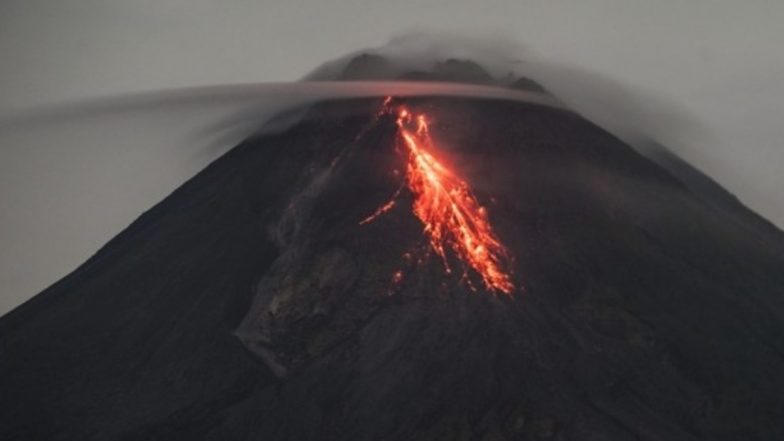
[{"xmin": 306, "ymin": 33, "xmax": 784, "ymax": 232}]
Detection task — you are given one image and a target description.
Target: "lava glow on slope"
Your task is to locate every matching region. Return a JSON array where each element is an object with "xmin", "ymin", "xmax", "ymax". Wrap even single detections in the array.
[{"xmin": 362, "ymin": 100, "xmax": 515, "ymax": 295}]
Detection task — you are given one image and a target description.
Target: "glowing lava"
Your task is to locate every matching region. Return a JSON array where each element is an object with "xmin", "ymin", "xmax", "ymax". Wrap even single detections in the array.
[{"xmin": 363, "ymin": 102, "xmax": 515, "ymax": 295}]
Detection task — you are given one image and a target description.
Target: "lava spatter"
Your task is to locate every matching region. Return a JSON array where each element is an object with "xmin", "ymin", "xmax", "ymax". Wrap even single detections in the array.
[{"xmin": 362, "ymin": 101, "xmax": 515, "ymax": 295}]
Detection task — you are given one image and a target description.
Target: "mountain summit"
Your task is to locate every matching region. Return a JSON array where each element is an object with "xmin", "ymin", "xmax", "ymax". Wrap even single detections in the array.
[{"xmin": 2, "ymin": 63, "xmax": 783, "ymax": 440}]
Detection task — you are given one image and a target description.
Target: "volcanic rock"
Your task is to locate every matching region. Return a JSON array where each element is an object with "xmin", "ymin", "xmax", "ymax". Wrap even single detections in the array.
[{"xmin": 1, "ymin": 96, "xmax": 783, "ymax": 441}]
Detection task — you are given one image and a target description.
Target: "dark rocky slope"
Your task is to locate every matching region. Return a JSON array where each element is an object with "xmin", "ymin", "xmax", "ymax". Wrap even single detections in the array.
[{"xmin": 1, "ymin": 96, "xmax": 783, "ymax": 441}]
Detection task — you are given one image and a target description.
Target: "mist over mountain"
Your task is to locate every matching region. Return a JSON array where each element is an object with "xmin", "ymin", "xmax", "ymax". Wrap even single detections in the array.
[
  {"xmin": 306, "ymin": 48, "xmax": 549, "ymax": 95},
  {"xmin": 1, "ymin": 55, "xmax": 783, "ymax": 441}
]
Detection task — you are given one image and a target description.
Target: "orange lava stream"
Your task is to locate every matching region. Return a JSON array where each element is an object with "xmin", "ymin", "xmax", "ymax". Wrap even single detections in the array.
[{"xmin": 390, "ymin": 106, "xmax": 515, "ymax": 295}]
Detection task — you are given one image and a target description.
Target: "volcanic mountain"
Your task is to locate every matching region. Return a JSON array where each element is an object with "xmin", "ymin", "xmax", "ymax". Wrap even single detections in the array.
[{"xmin": 1, "ymin": 61, "xmax": 784, "ymax": 441}]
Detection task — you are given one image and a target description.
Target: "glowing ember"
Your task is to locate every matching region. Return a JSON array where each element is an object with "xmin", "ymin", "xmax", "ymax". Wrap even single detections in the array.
[
  {"xmin": 359, "ymin": 186, "xmax": 401, "ymax": 226},
  {"xmin": 362, "ymin": 101, "xmax": 515, "ymax": 295}
]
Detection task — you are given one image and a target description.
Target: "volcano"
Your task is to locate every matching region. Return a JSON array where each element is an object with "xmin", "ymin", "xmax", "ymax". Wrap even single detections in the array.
[{"xmin": 2, "ymin": 64, "xmax": 784, "ymax": 441}]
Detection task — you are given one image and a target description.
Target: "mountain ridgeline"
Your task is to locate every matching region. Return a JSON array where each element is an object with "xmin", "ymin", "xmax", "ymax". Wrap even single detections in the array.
[{"xmin": 1, "ymin": 56, "xmax": 783, "ymax": 441}]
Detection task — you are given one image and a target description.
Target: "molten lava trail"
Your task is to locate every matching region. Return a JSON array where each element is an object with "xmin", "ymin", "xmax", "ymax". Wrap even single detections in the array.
[{"xmin": 363, "ymin": 102, "xmax": 515, "ymax": 295}]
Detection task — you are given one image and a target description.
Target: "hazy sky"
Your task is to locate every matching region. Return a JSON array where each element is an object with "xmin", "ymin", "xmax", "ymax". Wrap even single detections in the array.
[{"xmin": 1, "ymin": 0, "xmax": 783, "ymax": 315}]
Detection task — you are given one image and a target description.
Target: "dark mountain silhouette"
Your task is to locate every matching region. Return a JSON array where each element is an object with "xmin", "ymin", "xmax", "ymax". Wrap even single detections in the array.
[
  {"xmin": 1, "ymin": 61, "xmax": 783, "ymax": 441},
  {"xmin": 316, "ymin": 52, "xmax": 549, "ymax": 94},
  {"xmin": 639, "ymin": 138, "xmax": 782, "ymax": 237},
  {"xmin": 336, "ymin": 54, "xmax": 393, "ymax": 81}
]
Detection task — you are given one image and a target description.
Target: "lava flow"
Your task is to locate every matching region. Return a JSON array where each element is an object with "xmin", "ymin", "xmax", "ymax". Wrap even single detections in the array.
[{"xmin": 362, "ymin": 101, "xmax": 515, "ymax": 295}]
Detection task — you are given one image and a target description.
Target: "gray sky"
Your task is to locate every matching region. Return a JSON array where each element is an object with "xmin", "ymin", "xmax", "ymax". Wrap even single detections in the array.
[{"xmin": 1, "ymin": 0, "xmax": 783, "ymax": 315}]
